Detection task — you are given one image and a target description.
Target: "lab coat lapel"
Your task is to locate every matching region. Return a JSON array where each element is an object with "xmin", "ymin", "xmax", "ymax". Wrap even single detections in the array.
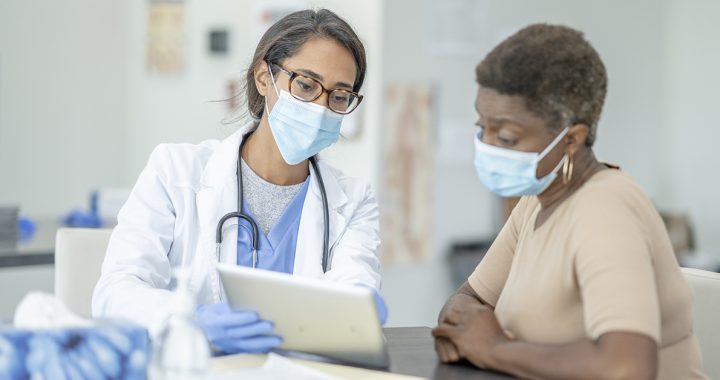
[
  {"xmin": 293, "ymin": 159, "xmax": 349, "ymax": 278},
  {"xmin": 196, "ymin": 122, "xmax": 257, "ymax": 301}
]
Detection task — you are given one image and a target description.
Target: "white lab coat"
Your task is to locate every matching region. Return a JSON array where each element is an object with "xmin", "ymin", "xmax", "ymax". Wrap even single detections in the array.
[{"xmin": 92, "ymin": 122, "xmax": 381, "ymax": 330}]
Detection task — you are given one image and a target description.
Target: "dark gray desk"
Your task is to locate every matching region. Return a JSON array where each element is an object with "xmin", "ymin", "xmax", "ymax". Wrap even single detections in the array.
[
  {"xmin": 0, "ymin": 220, "xmax": 57, "ymax": 267},
  {"xmin": 385, "ymin": 327, "xmax": 515, "ymax": 379}
]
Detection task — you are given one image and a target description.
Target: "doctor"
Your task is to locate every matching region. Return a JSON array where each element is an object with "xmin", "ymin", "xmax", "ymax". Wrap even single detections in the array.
[{"xmin": 93, "ymin": 9, "xmax": 385, "ymax": 354}]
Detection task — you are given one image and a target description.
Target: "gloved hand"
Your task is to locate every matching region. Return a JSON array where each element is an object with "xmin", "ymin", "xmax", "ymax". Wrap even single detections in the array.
[
  {"xmin": 372, "ymin": 289, "xmax": 389, "ymax": 326},
  {"xmin": 195, "ymin": 303, "xmax": 282, "ymax": 355},
  {"xmin": 356, "ymin": 284, "xmax": 388, "ymax": 326}
]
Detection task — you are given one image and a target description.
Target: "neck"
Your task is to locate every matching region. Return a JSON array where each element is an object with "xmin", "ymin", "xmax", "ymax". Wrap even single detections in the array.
[
  {"xmin": 536, "ymin": 147, "xmax": 604, "ymax": 210},
  {"xmin": 241, "ymin": 116, "xmax": 309, "ymax": 186}
]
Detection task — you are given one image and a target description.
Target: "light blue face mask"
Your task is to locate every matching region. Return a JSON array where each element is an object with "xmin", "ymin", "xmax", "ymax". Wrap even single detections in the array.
[
  {"xmin": 473, "ymin": 128, "xmax": 569, "ymax": 197},
  {"xmin": 265, "ymin": 63, "xmax": 344, "ymax": 165}
]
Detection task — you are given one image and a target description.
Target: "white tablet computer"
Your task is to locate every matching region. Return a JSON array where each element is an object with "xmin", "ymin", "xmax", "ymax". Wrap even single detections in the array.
[{"xmin": 216, "ymin": 263, "xmax": 389, "ymax": 368}]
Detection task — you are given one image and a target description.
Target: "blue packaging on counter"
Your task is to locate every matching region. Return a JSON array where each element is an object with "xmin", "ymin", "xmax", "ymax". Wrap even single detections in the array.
[{"xmin": 0, "ymin": 321, "xmax": 149, "ymax": 379}]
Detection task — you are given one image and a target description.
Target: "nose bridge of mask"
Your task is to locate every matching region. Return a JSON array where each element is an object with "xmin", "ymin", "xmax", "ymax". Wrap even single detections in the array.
[
  {"xmin": 265, "ymin": 62, "xmax": 342, "ymax": 125},
  {"xmin": 474, "ymin": 133, "xmax": 537, "ymax": 161},
  {"xmin": 273, "ymin": 93, "xmax": 344, "ymax": 136}
]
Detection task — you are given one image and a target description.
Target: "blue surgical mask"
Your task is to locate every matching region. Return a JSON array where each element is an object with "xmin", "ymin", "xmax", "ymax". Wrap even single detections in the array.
[
  {"xmin": 265, "ymin": 64, "xmax": 343, "ymax": 165},
  {"xmin": 473, "ymin": 128, "xmax": 568, "ymax": 197}
]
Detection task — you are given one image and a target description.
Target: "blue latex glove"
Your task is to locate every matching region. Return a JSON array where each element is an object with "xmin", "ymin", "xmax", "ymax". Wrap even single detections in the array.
[
  {"xmin": 356, "ymin": 284, "xmax": 388, "ymax": 326},
  {"xmin": 17, "ymin": 216, "xmax": 37, "ymax": 243},
  {"xmin": 61, "ymin": 209, "xmax": 102, "ymax": 228},
  {"xmin": 195, "ymin": 303, "xmax": 282, "ymax": 355},
  {"xmin": 372, "ymin": 289, "xmax": 389, "ymax": 326}
]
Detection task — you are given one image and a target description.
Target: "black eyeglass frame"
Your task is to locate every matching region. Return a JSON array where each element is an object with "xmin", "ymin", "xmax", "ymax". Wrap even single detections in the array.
[{"xmin": 269, "ymin": 62, "xmax": 364, "ymax": 115}]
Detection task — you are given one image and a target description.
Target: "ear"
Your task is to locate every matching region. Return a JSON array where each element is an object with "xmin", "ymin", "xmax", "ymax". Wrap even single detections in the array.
[
  {"xmin": 254, "ymin": 62, "xmax": 271, "ymax": 97},
  {"xmin": 565, "ymin": 123, "xmax": 590, "ymax": 155}
]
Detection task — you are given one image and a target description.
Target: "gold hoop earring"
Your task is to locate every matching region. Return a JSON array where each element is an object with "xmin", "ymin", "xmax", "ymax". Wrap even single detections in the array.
[{"xmin": 562, "ymin": 154, "xmax": 574, "ymax": 185}]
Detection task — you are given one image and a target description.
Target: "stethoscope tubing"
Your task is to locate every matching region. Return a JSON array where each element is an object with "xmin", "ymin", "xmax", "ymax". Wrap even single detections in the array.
[{"xmin": 215, "ymin": 132, "xmax": 331, "ymax": 273}]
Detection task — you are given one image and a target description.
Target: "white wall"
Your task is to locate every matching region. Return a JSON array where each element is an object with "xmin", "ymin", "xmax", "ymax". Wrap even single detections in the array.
[
  {"xmin": 661, "ymin": 0, "xmax": 720, "ymax": 257},
  {"xmin": 0, "ymin": 0, "xmax": 130, "ymax": 216},
  {"xmin": 124, "ymin": 0, "xmax": 255, "ymax": 180}
]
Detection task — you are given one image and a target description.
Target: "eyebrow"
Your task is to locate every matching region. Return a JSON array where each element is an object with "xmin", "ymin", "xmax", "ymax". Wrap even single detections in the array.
[{"xmin": 296, "ymin": 68, "xmax": 354, "ymax": 90}]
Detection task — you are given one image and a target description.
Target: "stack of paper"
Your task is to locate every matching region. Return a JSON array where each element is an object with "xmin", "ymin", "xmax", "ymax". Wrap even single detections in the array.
[{"xmin": 212, "ymin": 352, "xmax": 427, "ymax": 380}]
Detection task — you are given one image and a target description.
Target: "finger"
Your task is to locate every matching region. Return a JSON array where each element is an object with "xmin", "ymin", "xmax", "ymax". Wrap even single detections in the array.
[
  {"xmin": 226, "ymin": 320, "xmax": 275, "ymax": 339},
  {"xmin": 212, "ymin": 311, "xmax": 261, "ymax": 327},
  {"xmin": 432, "ymin": 324, "xmax": 457, "ymax": 340},
  {"xmin": 444, "ymin": 340, "xmax": 461, "ymax": 362},
  {"xmin": 436, "ymin": 337, "xmax": 461, "ymax": 363},
  {"xmin": 434, "ymin": 338, "xmax": 449, "ymax": 362},
  {"xmin": 444, "ymin": 306, "xmax": 469, "ymax": 325},
  {"xmin": 221, "ymin": 335, "xmax": 283, "ymax": 354},
  {"xmin": 210, "ymin": 302, "xmax": 232, "ymax": 314}
]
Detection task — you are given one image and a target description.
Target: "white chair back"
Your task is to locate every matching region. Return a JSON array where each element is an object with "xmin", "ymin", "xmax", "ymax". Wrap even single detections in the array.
[
  {"xmin": 54, "ymin": 228, "xmax": 112, "ymax": 317},
  {"xmin": 681, "ymin": 267, "xmax": 720, "ymax": 379}
]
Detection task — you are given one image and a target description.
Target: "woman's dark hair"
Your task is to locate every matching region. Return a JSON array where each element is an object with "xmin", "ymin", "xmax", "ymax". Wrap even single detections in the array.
[
  {"xmin": 244, "ymin": 9, "xmax": 366, "ymax": 119},
  {"xmin": 476, "ymin": 24, "xmax": 607, "ymax": 146}
]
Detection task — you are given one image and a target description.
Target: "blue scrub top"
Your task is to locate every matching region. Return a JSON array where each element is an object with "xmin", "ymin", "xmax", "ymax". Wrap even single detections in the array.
[{"xmin": 236, "ymin": 176, "xmax": 311, "ymax": 274}]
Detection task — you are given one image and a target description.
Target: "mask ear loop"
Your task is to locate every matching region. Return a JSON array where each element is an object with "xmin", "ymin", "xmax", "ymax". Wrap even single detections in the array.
[
  {"xmin": 264, "ymin": 61, "xmax": 280, "ymax": 116},
  {"xmin": 535, "ymin": 127, "xmax": 570, "ymax": 180},
  {"xmin": 537, "ymin": 127, "xmax": 570, "ymax": 162}
]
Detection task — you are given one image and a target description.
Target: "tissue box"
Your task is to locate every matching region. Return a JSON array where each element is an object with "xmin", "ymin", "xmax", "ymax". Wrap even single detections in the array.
[{"xmin": 0, "ymin": 321, "xmax": 149, "ymax": 380}]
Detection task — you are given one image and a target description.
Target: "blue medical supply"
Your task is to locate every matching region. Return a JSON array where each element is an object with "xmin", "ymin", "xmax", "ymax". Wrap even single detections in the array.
[
  {"xmin": 17, "ymin": 216, "xmax": 36, "ymax": 243},
  {"xmin": 195, "ymin": 302, "xmax": 281, "ymax": 355},
  {"xmin": 236, "ymin": 177, "xmax": 310, "ymax": 273},
  {"xmin": 0, "ymin": 321, "xmax": 149, "ymax": 380},
  {"xmin": 61, "ymin": 209, "xmax": 103, "ymax": 228}
]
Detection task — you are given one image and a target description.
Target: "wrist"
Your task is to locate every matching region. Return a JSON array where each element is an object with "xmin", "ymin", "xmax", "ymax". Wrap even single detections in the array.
[
  {"xmin": 487, "ymin": 338, "xmax": 513, "ymax": 372},
  {"xmin": 438, "ymin": 293, "xmax": 479, "ymax": 324}
]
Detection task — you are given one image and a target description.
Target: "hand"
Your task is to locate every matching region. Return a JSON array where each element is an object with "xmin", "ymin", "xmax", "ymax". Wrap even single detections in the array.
[
  {"xmin": 437, "ymin": 292, "xmax": 483, "ymax": 326},
  {"xmin": 432, "ymin": 303, "xmax": 510, "ymax": 369},
  {"xmin": 195, "ymin": 303, "xmax": 282, "ymax": 354},
  {"xmin": 370, "ymin": 289, "xmax": 388, "ymax": 326},
  {"xmin": 434, "ymin": 336, "xmax": 462, "ymax": 364},
  {"xmin": 433, "ymin": 292, "xmax": 483, "ymax": 363}
]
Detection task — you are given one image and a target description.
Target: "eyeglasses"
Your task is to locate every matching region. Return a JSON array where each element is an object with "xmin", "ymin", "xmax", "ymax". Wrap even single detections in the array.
[{"xmin": 269, "ymin": 62, "xmax": 363, "ymax": 115}]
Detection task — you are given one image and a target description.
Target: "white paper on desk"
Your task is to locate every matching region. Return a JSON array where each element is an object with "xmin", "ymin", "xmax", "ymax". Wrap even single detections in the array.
[{"xmin": 212, "ymin": 353, "xmax": 341, "ymax": 380}]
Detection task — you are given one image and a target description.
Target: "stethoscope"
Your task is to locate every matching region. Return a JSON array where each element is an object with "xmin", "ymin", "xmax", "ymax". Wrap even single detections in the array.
[{"xmin": 215, "ymin": 133, "xmax": 331, "ymax": 273}]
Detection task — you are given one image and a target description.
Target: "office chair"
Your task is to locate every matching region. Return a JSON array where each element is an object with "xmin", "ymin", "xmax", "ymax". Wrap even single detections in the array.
[
  {"xmin": 54, "ymin": 228, "xmax": 112, "ymax": 317},
  {"xmin": 681, "ymin": 267, "xmax": 720, "ymax": 379}
]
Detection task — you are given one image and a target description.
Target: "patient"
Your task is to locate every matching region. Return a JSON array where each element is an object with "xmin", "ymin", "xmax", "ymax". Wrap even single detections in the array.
[{"xmin": 433, "ymin": 24, "xmax": 707, "ymax": 380}]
